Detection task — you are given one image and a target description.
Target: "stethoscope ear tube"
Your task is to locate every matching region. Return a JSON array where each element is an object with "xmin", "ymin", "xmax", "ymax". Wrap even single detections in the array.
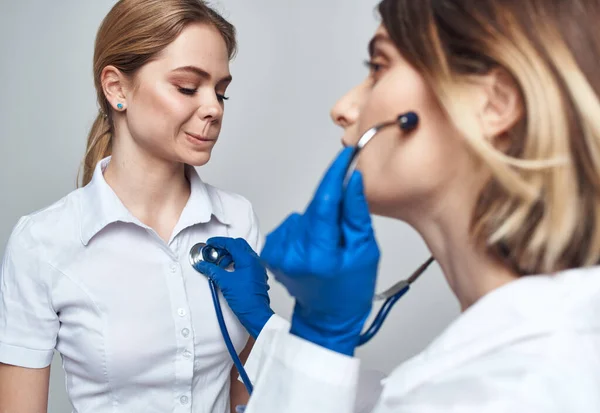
[
  {"xmin": 343, "ymin": 111, "xmax": 419, "ymax": 188},
  {"xmin": 358, "ymin": 285, "xmax": 410, "ymax": 346},
  {"xmin": 358, "ymin": 256, "xmax": 435, "ymax": 346},
  {"xmin": 342, "ymin": 112, "xmax": 434, "ymax": 346}
]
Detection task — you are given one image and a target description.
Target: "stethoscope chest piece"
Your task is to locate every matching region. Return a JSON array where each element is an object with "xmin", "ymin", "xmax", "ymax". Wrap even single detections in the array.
[{"xmin": 189, "ymin": 242, "xmax": 224, "ymax": 268}]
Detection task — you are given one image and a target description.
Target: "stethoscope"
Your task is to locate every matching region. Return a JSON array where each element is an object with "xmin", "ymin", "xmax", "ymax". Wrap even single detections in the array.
[{"xmin": 189, "ymin": 111, "xmax": 435, "ymax": 396}]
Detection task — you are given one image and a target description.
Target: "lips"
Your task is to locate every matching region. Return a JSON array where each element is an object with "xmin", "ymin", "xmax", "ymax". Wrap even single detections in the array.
[{"xmin": 185, "ymin": 132, "xmax": 215, "ymax": 142}]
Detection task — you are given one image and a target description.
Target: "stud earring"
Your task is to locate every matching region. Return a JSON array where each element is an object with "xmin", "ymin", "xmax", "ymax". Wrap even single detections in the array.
[{"xmin": 117, "ymin": 103, "xmax": 124, "ymax": 110}]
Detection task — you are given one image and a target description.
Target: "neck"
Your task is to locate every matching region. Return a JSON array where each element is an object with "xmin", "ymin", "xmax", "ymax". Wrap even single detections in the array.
[
  {"xmin": 408, "ymin": 189, "xmax": 519, "ymax": 312},
  {"xmin": 103, "ymin": 135, "xmax": 190, "ymax": 237}
]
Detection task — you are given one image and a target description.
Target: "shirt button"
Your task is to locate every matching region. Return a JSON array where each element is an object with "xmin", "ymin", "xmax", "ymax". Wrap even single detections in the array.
[
  {"xmin": 180, "ymin": 395, "xmax": 189, "ymax": 405},
  {"xmin": 183, "ymin": 350, "xmax": 192, "ymax": 359},
  {"xmin": 182, "ymin": 328, "xmax": 190, "ymax": 338},
  {"xmin": 177, "ymin": 308, "xmax": 186, "ymax": 317},
  {"xmin": 170, "ymin": 264, "xmax": 177, "ymax": 273}
]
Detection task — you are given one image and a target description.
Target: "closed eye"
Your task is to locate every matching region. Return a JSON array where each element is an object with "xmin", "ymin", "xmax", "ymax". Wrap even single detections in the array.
[
  {"xmin": 178, "ymin": 87, "xmax": 197, "ymax": 96},
  {"xmin": 363, "ymin": 60, "xmax": 383, "ymax": 74},
  {"xmin": 179, "ymin": 87, "xmax": 229, "ymax": 103}
]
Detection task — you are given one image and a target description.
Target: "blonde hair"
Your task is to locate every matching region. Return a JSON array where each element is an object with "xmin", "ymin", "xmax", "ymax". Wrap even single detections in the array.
[
  {"xmin": 79, "ymin": 0, "xmax": 237, "ymax": 187},
  {"xmin": 379, "ymin": 0, "xmax": 600, "ymax": 275}
]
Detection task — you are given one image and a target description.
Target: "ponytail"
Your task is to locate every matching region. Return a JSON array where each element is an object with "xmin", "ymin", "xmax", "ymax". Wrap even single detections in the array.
[{"xmin": 78, "ymin": 113, "xmax": 112, "ymax": 187}]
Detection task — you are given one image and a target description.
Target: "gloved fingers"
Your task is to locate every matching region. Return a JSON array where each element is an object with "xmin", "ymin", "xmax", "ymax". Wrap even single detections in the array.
[
  {"xmin": 194, "ymin": 260, "xmax": 227, "ymax": 287},
  {"xmin": 261, "ymin": 213, "xmax": 302, "ymax": 275},
  {"xmin": 206, "ymin": 237, "xmax": 256, "ymax": 267},
  {"xmin": 304, "ymin": 147, "xmax": 356, "ymax": 245},
  {"xmin": 342, "ymin": 170, "xmax": 376, "ymax": 248},
  {"xmin": 217, "ymin": 254, "xmax": 233, "ymax": 269},
  {"xmin": 206, "ymin": 236, "xmax": 239, "ymax": 251}
]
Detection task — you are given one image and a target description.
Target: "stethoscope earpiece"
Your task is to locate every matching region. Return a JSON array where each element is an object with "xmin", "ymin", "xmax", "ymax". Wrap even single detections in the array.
[
  {"xmin": 344, "ymin": 110, "xmax": 420, "ymax": 187},
  {"xmin": 397, "ymin": 111, "xmax": 419, "ymax": 131}
]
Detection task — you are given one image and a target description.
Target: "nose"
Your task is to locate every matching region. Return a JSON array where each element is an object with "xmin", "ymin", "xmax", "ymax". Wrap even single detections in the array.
[
  {"xmin": 196, "ymin": 91, "xmax": 224, "ymax": 123},
  {"xmin": 330, "ymin": 89, "xmax": 360, "ymax": 129},
  {"xmin": 331, "ymin": 82, "xmax": 368, "ymax": 146}
]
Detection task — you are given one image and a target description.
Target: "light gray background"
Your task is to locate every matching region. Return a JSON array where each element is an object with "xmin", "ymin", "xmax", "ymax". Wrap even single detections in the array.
[{"xmin": 0, "ymin": 1, "xmax": 460, "ymax": 411}]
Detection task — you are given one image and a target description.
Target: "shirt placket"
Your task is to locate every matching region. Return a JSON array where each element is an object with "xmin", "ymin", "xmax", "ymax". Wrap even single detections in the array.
[{"xmin": 164, "ymin": 237, "xmax": 195, "ymax": 411}]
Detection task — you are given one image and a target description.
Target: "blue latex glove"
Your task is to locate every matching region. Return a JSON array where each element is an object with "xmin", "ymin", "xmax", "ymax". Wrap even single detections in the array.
[
  {"xmin": 261, "ymin": 147, "xmax": 380, "ymax": 356},
  {"xmin": 194, "ymin": 237, "xmax": 274, "ymax": 339}
]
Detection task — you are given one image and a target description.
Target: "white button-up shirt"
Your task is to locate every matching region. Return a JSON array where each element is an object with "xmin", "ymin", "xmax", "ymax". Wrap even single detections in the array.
[
  {"xmin": 243, "ymin": 266, "xmax": 600, "ymax": 413},
  {"xmin": 0, "ymin": 157, "xmax": 262, "ymax": 413}
]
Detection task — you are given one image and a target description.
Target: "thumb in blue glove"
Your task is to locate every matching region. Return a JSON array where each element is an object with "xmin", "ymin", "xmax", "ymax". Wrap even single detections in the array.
[
  {"xmin": 261, "ymin": 147, "xmax": 380, "ymax": 357},
  {"xmin": 194, "ymin": 237, "xmax": 274, "ymax": 339}
]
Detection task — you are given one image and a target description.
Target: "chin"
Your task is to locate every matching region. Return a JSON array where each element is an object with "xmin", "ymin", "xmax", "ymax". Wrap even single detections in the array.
[
  {"xmin": 364, "ymin": 193, "xmax": 392, "ymax": 217},
  {"xmin": 368, "ymin": 203, "xmax": 394, "ymax": 219},
  {"xmin": 364, "ymin": 189, "xmax": 410, "ymax": 220},
  {"xmin": 182, "ymin": 152, "xmax": 212, "ymax": 167}
]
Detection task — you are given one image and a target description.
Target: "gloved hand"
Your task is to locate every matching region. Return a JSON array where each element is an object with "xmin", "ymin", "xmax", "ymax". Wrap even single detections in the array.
[
  {"xmin": 261, "ymin": 147, "xmax": 380, "ymax": 357},
  {"xmin": 194, "ymin": 237, "xmax": 274, "ymax": 339}
]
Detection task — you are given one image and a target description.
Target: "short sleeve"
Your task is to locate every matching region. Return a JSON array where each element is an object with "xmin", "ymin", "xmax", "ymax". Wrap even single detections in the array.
[{"xmin": 0, "ymin": 218, "xmax": 59, "ymax": 368}]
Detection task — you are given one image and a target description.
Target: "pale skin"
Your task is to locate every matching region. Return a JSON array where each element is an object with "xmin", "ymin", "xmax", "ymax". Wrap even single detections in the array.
[
  {"xmin": 0, "ymin": 23, "xmax": 251, "ymax": 413},
  {"xmin": 330, "ymin": 25, "xmax": 522, "ymax": 311}
]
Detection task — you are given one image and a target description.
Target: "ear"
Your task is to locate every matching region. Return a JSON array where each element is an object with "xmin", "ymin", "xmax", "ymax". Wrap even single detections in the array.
[
  {"xmin": 477, "ymin": 68, "xmax": 523, "ymax": 148},
  {"xmin": 101, "ymin": 65, "xmax": 129, "ymax": 113}
]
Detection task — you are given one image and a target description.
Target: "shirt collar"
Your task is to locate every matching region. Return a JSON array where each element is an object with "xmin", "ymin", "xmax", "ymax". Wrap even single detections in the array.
[
  {"xmin": 381, "ymin": 266, "xmax": 600, "ymax": 396},
  {"xmin": 79, "ymin": 157, "xmax": 230, "ymax": 245},
  {"xmin": 433, "ymin": 266, "xmax": 600, "ymax": 351}
]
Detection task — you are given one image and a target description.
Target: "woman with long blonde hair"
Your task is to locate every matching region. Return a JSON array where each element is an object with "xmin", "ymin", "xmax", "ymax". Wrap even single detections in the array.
[
  {"xmin": 198, "ymin": 0, "xmax": 600, "ymax": 411},
  {"xmin": 0, "ymin": 1, "xmax": 263, "ymax": 412}
]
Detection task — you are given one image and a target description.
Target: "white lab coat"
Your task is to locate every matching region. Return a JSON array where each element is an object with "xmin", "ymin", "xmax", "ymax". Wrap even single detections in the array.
[{"xmin": 242, "ymin": 266, "xmax": 600, "ymax": 412}]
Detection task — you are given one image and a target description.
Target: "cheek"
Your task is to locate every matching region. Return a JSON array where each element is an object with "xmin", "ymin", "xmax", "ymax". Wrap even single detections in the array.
[
  {"xmin": 357, "ymin": 70, "xmax": 426, "ymax": 136},
  {"xmin": 128, "ymin": 85, "xmax": 195, "ymax": 140},
  {"xmin": 360, "ymin": 124, "xmax": 464, "ymax": 216},
  {"xmin": 355, "ymin": 74, "xmax": 465, "ymax": 215}
]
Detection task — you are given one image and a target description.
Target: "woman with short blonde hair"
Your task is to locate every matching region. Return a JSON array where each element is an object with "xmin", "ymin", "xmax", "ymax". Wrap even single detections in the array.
[{"xmin": 199, "ymin": 1, "xmax": 600, "ymax": 411}]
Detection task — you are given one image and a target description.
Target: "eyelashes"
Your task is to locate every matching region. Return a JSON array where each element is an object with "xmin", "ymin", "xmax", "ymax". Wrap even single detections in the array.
[
  {"xmin": 178, "ymin": 87, "xmax": 229, "ymax": 102},
  {"xmin": 178, "ymin": 87, "xmax": 197, "ymax": 96},
  {"xmin": 363, "ymin": 60, "xmax": 382, "ymax": 73}
]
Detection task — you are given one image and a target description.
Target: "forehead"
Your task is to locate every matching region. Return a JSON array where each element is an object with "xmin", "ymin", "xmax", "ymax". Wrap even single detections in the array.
[
  {"xmin": 375, "ymin": 24, "xmax": 389, "ymax": 38},
  {"xmin": 154, "ymin": 23, "xmax": 230, "ymax": 70},
  {"xmin": 369, "ymin": 25, "xmax": 396, "ymax": 55}
]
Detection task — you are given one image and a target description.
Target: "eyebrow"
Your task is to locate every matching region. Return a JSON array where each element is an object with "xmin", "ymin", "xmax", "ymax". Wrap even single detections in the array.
[
  {"xmin": 368, "ymin": 34, "xmax": 392, "ymax": 57},
  {"xmin": 171, "ymin": 65, "xmax": 232, "ymax": 84}
]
